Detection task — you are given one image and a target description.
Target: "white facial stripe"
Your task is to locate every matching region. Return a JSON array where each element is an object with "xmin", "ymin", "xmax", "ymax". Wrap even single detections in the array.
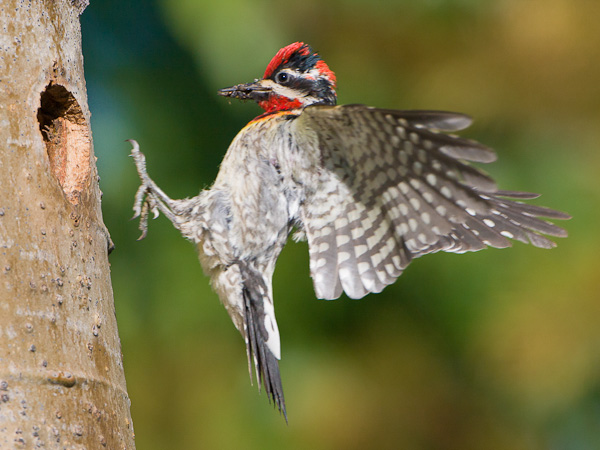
[{"xmin": 259, "ymin": 79, "xmax": 319, "ymax": 106}]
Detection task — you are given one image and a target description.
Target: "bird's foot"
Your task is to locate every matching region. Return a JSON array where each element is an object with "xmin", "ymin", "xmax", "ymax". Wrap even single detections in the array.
[{"xmin": 128, "ymin": 140, "xmax": 173, "ymax": 240}]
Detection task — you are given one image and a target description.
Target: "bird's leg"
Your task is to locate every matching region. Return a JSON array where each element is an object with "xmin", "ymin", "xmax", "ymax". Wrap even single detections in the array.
[{"xmin": 128, "ymin": 140, "xmax": 183, "ymax": 240}]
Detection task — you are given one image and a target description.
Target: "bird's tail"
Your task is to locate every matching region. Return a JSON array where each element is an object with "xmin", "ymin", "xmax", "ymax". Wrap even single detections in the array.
[{"xmin": 239, "ymin": 263, "xmax": 287, "ymax": 421}]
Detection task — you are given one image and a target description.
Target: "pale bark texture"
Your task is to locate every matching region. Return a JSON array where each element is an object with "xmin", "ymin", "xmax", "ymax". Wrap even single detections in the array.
[{"xmin": 0, "ymin": 1, "xmax": 135, "ymax": 449}]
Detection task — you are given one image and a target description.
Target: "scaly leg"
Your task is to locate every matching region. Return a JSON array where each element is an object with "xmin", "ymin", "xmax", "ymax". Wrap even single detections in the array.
[{"xmin": 128, "ymin": 140, "xmax": 184, "ymax": 240}]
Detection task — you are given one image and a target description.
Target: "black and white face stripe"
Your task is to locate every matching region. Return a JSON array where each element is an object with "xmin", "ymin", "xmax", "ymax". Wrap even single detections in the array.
[
  {"xmin": 267, "ymin": 65, "xmax": 337, "ymax": 107},
  {"xmin": 256, "ymin": 77, "xmax": 334, "ymax": 108}
]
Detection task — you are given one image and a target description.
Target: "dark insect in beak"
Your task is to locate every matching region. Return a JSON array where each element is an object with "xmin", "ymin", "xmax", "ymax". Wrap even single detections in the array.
[{"xmin": 218, "ymin": 81, "xmax": 271, "ymax": 102}]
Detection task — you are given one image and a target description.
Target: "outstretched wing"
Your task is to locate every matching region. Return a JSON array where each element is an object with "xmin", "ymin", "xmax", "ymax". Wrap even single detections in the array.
[{"xmin": 293, "ymin": 104, "xmax": 570, "ymax": 300}]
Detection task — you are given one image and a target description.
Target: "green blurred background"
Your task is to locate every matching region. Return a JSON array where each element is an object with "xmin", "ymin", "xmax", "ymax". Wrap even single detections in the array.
[{"xmin": 81, "ymin": 0, "xmax": 600, "ymax": 448}]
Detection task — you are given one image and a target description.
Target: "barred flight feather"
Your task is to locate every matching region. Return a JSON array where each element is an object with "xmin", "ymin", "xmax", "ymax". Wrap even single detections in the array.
[{"xmin": 294, "ymin": 105, "xmax": 570, "ymax": 299}]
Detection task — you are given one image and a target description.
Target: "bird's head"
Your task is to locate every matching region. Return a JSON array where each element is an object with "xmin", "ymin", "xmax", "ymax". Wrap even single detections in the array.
[{"xmin": 218, "ymin": 42, "xmax": 337, "ymax": 113}]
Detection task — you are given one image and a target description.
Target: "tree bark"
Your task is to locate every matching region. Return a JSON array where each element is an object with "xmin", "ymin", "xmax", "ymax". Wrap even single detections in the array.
[{"xmin": 0, "ymin": 1, "xmax": 135, "ymax": 448}]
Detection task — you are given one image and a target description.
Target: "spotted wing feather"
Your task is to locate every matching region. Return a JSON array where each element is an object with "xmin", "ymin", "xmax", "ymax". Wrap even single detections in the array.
[{"xmin": 295, "ymin": 104, "xmax": 570, "ymax": 300}]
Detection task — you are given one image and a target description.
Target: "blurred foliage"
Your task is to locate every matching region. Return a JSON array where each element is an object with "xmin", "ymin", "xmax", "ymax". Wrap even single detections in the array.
[{"xmin": 81, "ymin": 0, "xmax": 600, "ymax": 448}]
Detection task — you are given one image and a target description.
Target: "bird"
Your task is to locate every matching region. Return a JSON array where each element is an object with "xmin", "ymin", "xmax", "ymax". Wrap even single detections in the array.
[{"xmin": 128, "ymin": 42, "xmax": 570, "ymax": 419}]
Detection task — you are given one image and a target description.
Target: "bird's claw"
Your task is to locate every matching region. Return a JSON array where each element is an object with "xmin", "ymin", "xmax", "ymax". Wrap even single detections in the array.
[
  {"xmin": 128, "ymin": 140, "xmax": 161, "ymax": 240},
  {"xmin": 128, "ymin": 139, "xmax": 181, "ymax": 240},
  {"xmin": 133, "ymin": 196, "xmax": 154, "ymax": 241}
]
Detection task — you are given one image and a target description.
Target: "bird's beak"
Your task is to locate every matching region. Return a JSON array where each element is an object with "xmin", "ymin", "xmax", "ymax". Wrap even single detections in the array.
[{"xmin": 218, "ymin": 80, "xmax": 271, "ymax": 102}]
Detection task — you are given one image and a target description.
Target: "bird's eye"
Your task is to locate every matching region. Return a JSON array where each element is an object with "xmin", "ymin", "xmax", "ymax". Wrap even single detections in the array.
[{"xmin": 275, "ymin": 72, "xmax": 290, "ymax": 84}]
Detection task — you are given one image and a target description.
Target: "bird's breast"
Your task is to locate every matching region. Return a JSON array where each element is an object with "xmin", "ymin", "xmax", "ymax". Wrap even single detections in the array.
[{"xmin": 206, "ymin": 116, "xmax": 304, "ymax": 262}]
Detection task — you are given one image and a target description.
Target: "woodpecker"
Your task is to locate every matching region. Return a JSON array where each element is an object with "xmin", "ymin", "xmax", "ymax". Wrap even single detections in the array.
[{"xmin": 129, "ymin": 42, "xmax": 569, "ymax": 419}]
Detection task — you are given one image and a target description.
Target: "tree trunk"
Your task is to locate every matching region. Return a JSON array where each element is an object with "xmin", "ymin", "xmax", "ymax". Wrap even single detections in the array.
[{"xmin": 0, "ymin": 1, "xmax": 135, "ymax": 448}]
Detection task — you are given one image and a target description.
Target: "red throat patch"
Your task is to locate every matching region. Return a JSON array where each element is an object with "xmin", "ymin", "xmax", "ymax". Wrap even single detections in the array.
[{"xmin": 258, "ymin": 96, "xmax": 303, "ymax": 113}]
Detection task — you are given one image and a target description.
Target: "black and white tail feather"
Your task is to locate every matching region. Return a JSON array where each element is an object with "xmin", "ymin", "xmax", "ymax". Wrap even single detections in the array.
[{"xmin": 239, "ymin": 263, "xmax": 287, "ymax": 420}]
